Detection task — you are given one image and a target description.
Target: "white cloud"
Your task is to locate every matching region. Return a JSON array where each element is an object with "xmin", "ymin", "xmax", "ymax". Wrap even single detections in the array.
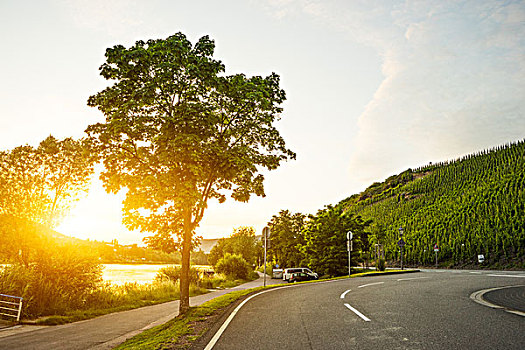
[{"xmin": 264, "ymin": 0, "xmax": 525, "ymax": 189}]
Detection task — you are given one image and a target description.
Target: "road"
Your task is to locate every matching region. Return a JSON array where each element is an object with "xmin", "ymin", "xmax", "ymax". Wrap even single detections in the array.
[
  {"xmin": 0, "ymin": 273, "xmax": 285, "ymax": 350},
  {"xmin": 207, "ymin": 270, "xmax": 525, "ymax": 350}
]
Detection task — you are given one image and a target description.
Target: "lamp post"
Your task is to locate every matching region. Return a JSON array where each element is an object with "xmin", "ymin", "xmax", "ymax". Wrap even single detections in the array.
[
  {"xmin": 262, "ymin": 226, "xmax": 270, "ymax": 287},
  {"xmin": 398, "ymin": 227, "xmax": 404, "ymax": 270},
  {"xmin": 347, "ymin": 231, "xmax": 353, "ymax": 277}
]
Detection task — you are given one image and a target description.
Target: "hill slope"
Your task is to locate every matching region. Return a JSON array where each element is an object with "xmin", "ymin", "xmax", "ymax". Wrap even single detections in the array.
[{"xmin": 341, "ymin": 140, "xmax": 525, "ymax": 268}]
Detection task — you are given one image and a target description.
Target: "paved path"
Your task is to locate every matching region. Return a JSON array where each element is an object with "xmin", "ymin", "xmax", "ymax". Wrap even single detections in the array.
[{"xmin": 0, "ymin": 274, "xmax": 285, "ymax": 350}]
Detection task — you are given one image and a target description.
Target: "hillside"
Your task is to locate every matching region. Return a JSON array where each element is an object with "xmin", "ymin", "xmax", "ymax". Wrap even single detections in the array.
[{"xmin": 340, "ymin": 140, "xmax": 525, "ymax": 269}]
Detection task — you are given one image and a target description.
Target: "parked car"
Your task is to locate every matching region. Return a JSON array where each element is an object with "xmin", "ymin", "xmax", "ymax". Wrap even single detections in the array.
[
  {"xmin": 272, "ymin": 268, "xmax": 283, "ymax": 279},
  {"xmin": 288, "ymin": 271, "xmax": 318, "ymax": 283},
  {"xmin": 282, "ymin": 267, "xmax": 318, "ymax": 281}
]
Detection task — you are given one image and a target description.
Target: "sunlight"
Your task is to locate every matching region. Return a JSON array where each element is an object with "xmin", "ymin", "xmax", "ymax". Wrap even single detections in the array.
[{"xmin": 56, "ymin": 173, "xmax": 142, "ymax": 244}]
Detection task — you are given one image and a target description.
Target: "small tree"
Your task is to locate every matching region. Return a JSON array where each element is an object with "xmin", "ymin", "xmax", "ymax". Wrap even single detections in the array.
[{"xmin": 86, "ymin": 33, "xmax": 294, "ymax": 313}]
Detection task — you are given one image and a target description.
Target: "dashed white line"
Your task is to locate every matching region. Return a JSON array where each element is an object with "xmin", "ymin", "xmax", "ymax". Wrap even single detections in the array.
[
  {"xmin": 340, "ymin": 289, "xmax": 352, "ymax": 299},
  {"xmin": 358, "ymin": 282, "xmax": 384, "ymax": 288},
  {"xmin": 344, "ymin": 303, "xmax": 371, "ymax": 322},
  {"xmin": 487, "ymin": 274, "xmax": 525, "ymax": 278},
  {"xmin": 397, "ymin": 277, "xmax": 429, "ymax": 281}
]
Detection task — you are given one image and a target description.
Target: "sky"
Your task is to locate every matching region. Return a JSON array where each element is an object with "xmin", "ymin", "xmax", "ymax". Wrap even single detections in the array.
[{"xmin": 1, "ymin": 0, "xmax": 524, "ymax": 244}]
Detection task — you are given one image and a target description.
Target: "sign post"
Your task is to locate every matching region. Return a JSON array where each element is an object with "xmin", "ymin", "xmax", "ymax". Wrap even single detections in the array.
[
  {"xmin": 262, "ymin": 227, "xmax": 271, "ymax": 287},
  {"xmin": 347, "ymin": 231, "xmax": 353, "ymax": 277},
  {"xmin": 434, "ymin": 244, "xmax": 439, "ymax": 268}
]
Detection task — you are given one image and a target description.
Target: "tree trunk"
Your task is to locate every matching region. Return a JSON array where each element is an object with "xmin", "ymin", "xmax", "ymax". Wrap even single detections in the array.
[{"xmin": 179, "ymin": 206, "xmax": 192, "ymax": 314}]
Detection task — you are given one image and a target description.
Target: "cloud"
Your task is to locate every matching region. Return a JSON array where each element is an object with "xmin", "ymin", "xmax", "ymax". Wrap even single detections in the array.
[{"xmin": 264, "ymin": 0, "xmax": 525, "ymax": 189}]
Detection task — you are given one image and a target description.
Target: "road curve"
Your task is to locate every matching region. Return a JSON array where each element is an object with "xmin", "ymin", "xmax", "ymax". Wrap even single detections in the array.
[{"xmin": 206, "ymin": 270, "xmax": 525, "ymax": 350}]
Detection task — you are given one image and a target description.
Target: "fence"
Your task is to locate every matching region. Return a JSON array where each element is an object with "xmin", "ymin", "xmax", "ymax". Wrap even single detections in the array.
[{"xmin": 0, "ymin": 294, "xmax": 23, "ymax": 322}]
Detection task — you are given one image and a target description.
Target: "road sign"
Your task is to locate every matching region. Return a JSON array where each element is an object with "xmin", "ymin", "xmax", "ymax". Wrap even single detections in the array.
[
  {"xmin": 347, "ymin": 240, "xmax": 353, "ymax": 252},
  {"xmin": 434, "ymin": 244, "xmax": 439, "ymax": 252},
  {"xmin": 397, "ymin": 239, "xmax": 405, "ymax": 247},
  {"xmin": 347, "ymin": 231, "xmax": 353, "ymax": 241}
]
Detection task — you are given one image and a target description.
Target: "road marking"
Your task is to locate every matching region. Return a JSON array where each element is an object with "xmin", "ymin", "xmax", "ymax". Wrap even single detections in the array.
[
  {"xmin": 470, "ymin": 285, "xmax": 525, "ymax": 317},
  {"xmin": 204, "ymin": 283, "xmax": 301, "ymax": 350},
  {"xmin": 358, "ymin": 282, "xmax": 384, "ymax": 288},
  {"xmin": 340, "ymin": 289, "xmax": 351, "ymax": 299},
  {"xmin": 487, "ymin": 274, "xmax": 525, "ymax": 278},
  {"xmin": 344, "ymin": 303, "xmax": 371, "ymax": 322},
  {"xmin": 470, "ymin": 271, "xmax": 482, "ymax": 274},
  {"xmin": 397, "ymin": 277, "xmax": 429, "ymax": 281}
]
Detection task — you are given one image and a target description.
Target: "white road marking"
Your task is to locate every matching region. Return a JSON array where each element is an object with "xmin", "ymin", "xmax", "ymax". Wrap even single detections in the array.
[
  {"xmin": 340, "ymin": 289, "xmax": 351, "ymax": 299},
  {"xmin": 344, "ymin": 303, "xmax": 371, "ymax": 322},
  {"xmin": 204, "ymin": 285, "xmax": 296, "ymax": 350},
  {"xmin": 397, "ymin": 277, "xmax": 429, "ymax": 281},
  {"xmin": 470, "ymin": 271, "xmax": 482, "ymax": 274},
  {"xmin": 358, "ymin": 282, "xmax": 384, "ymax": 288},
  {"xmin": 487, "ymin": 274, "xmax": 525, "ymax": 278}
]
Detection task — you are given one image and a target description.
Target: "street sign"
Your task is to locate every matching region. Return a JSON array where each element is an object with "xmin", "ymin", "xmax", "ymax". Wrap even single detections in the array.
[
  {"xmin": 477, "ymin": 254, "xmax": 485, "ymax": 263},
  {"xmin": 347, "ymin": 231, "xmax": 353, "ymax": 241},
  {"xmin": 397, "ymin": 238, "xmax": 405, "ymax": 247},
  {"xmin": 347, "ymin": 240, "xmax": 353, "ymax": 252},
  {"xmin": 263, "ymin": 227, "xmax": 270, "ymax": 238},
  {"xmin": 434, "ymin": 244, "xmax": 439, "ymax": 252}
]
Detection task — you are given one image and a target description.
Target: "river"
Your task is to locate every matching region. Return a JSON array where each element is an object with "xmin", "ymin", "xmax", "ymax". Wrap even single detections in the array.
[{"xmin": 102, "ymin": 264, "xmax": 211, "ymax": 285}]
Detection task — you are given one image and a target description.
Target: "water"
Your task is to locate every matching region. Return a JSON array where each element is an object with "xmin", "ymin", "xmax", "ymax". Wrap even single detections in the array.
[
  {"xmin": 101, "ymin": 264, "xmax": 211, "ymax": 285},
  {"xmin": 102, "ymin": 264, "xmax": 173, "ymax": 285}
]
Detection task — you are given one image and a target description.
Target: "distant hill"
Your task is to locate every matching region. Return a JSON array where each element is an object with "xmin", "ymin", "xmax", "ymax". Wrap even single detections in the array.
[{"xmin": 340, "ymin": 140, "xmax": 525, "ymax": 269}]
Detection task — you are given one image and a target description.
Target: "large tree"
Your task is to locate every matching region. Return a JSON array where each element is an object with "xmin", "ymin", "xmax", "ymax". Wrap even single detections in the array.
[
  {"xmin": 86, "ymin": 33, "xmax": 294, "ymax": 313},
  {"xmin": 301, "ymin": 205, "xmax": 370, "ymax": 277},
  {"xmin": 267, "ymin": 210, "xmax": 306, "ymax": 268}
]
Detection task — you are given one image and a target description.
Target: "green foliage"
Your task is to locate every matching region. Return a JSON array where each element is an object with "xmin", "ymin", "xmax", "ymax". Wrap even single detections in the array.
[
  {"xmin": 214, "ymin": 253, "xmax": 251, "ymax": 280},
  {"xmin": 267, "ymin": 210, "xmax": 306, "ymax": 268},
  {"xmin": 301, "ymin": 205, "xmax": 371, "ymax": 277},
  {"xmin": 155, "ymin": 265, "xmax": 200, "ymax": 285},
  {"xmin": 0, "ymin": 243, "xmax": 102, "ymax": 318},
  {"xmin": 86, "ymin": 32, "xmax": 294, "ymax": 313},
  {"xmin": 0, "ymin": 136, "xmax": 95, "ymax": 228},
  {"xmin": 208, "ymin": 226, "xmax": 260, "ymax": 266},
  {"xmin": 342, "ymin": 140, "xmax": 525, "ymax": 268}
]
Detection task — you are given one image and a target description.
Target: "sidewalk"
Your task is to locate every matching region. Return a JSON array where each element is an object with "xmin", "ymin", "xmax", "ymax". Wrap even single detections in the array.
[{"xmin": 0, "ymin": 274, "xmax": 284, "ymax": 350}]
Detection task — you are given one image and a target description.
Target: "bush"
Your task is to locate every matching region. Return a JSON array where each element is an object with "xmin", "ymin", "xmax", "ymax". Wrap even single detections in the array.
[
  {"xmin": 214, "ymin": 253, "xmax": 251, "ymax": 280},
  {"xmin": 155, "ymin": 265, "xmax": 200, "ymax": 285},
  {"xmin": 0, "ymin": 243, "xmax": 102, "ymax": 317},
  {"xmin": 376, "ymin": 258, "xmax": 386, "ymax": 271}
]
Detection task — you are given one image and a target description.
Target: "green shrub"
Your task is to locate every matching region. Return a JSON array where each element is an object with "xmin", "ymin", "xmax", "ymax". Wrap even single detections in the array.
[
  {"xmin": 0, "ymin": 243, "xmax": 102, "ymax": 318},
  {"xmin": 214, "ymin": 253, "xmax": 251, "ymax": 280},
  {"xmin": 376, "ymin": 258, "xmax": 386, "ymax": 271},
  {"xmin": 155, "ymin": 266, "xmax": 200, "ymax": 285}
]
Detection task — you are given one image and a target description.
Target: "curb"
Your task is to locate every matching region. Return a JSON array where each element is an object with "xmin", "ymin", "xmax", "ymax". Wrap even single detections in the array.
[{"xmin": 470, "ymin": 285, "xmax": 525, "ymax": 317}]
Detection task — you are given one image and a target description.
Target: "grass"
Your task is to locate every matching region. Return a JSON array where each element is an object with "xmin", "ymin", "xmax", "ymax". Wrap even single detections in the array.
[
  {"xmin": 29, "ymin": 275, "xmax": 258, "ymax": 326},
  {"xmin": 114, "ymin": 269, "xmax": 419, "ymax": 349}
]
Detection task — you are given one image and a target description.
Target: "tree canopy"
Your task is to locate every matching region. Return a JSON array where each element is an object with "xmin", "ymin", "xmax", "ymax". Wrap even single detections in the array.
[
  {"xmin": 86, "ymin": 33, "xmax": 294, "ymax": 313},
  {"xmin": 0, "ymin": 136, "xmax": 95, "ymax": 227}
]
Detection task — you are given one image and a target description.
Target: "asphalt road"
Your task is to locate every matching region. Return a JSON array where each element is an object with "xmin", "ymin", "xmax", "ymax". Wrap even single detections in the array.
[{"xmin": 208, "ymin": 270, "xmax": 525, "ymax": 350}]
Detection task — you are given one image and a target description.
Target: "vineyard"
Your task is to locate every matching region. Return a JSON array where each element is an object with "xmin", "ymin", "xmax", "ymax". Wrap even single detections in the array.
[{"xmin": 340, "ymin": 139, "xmax": 525, "ymax": 269}]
